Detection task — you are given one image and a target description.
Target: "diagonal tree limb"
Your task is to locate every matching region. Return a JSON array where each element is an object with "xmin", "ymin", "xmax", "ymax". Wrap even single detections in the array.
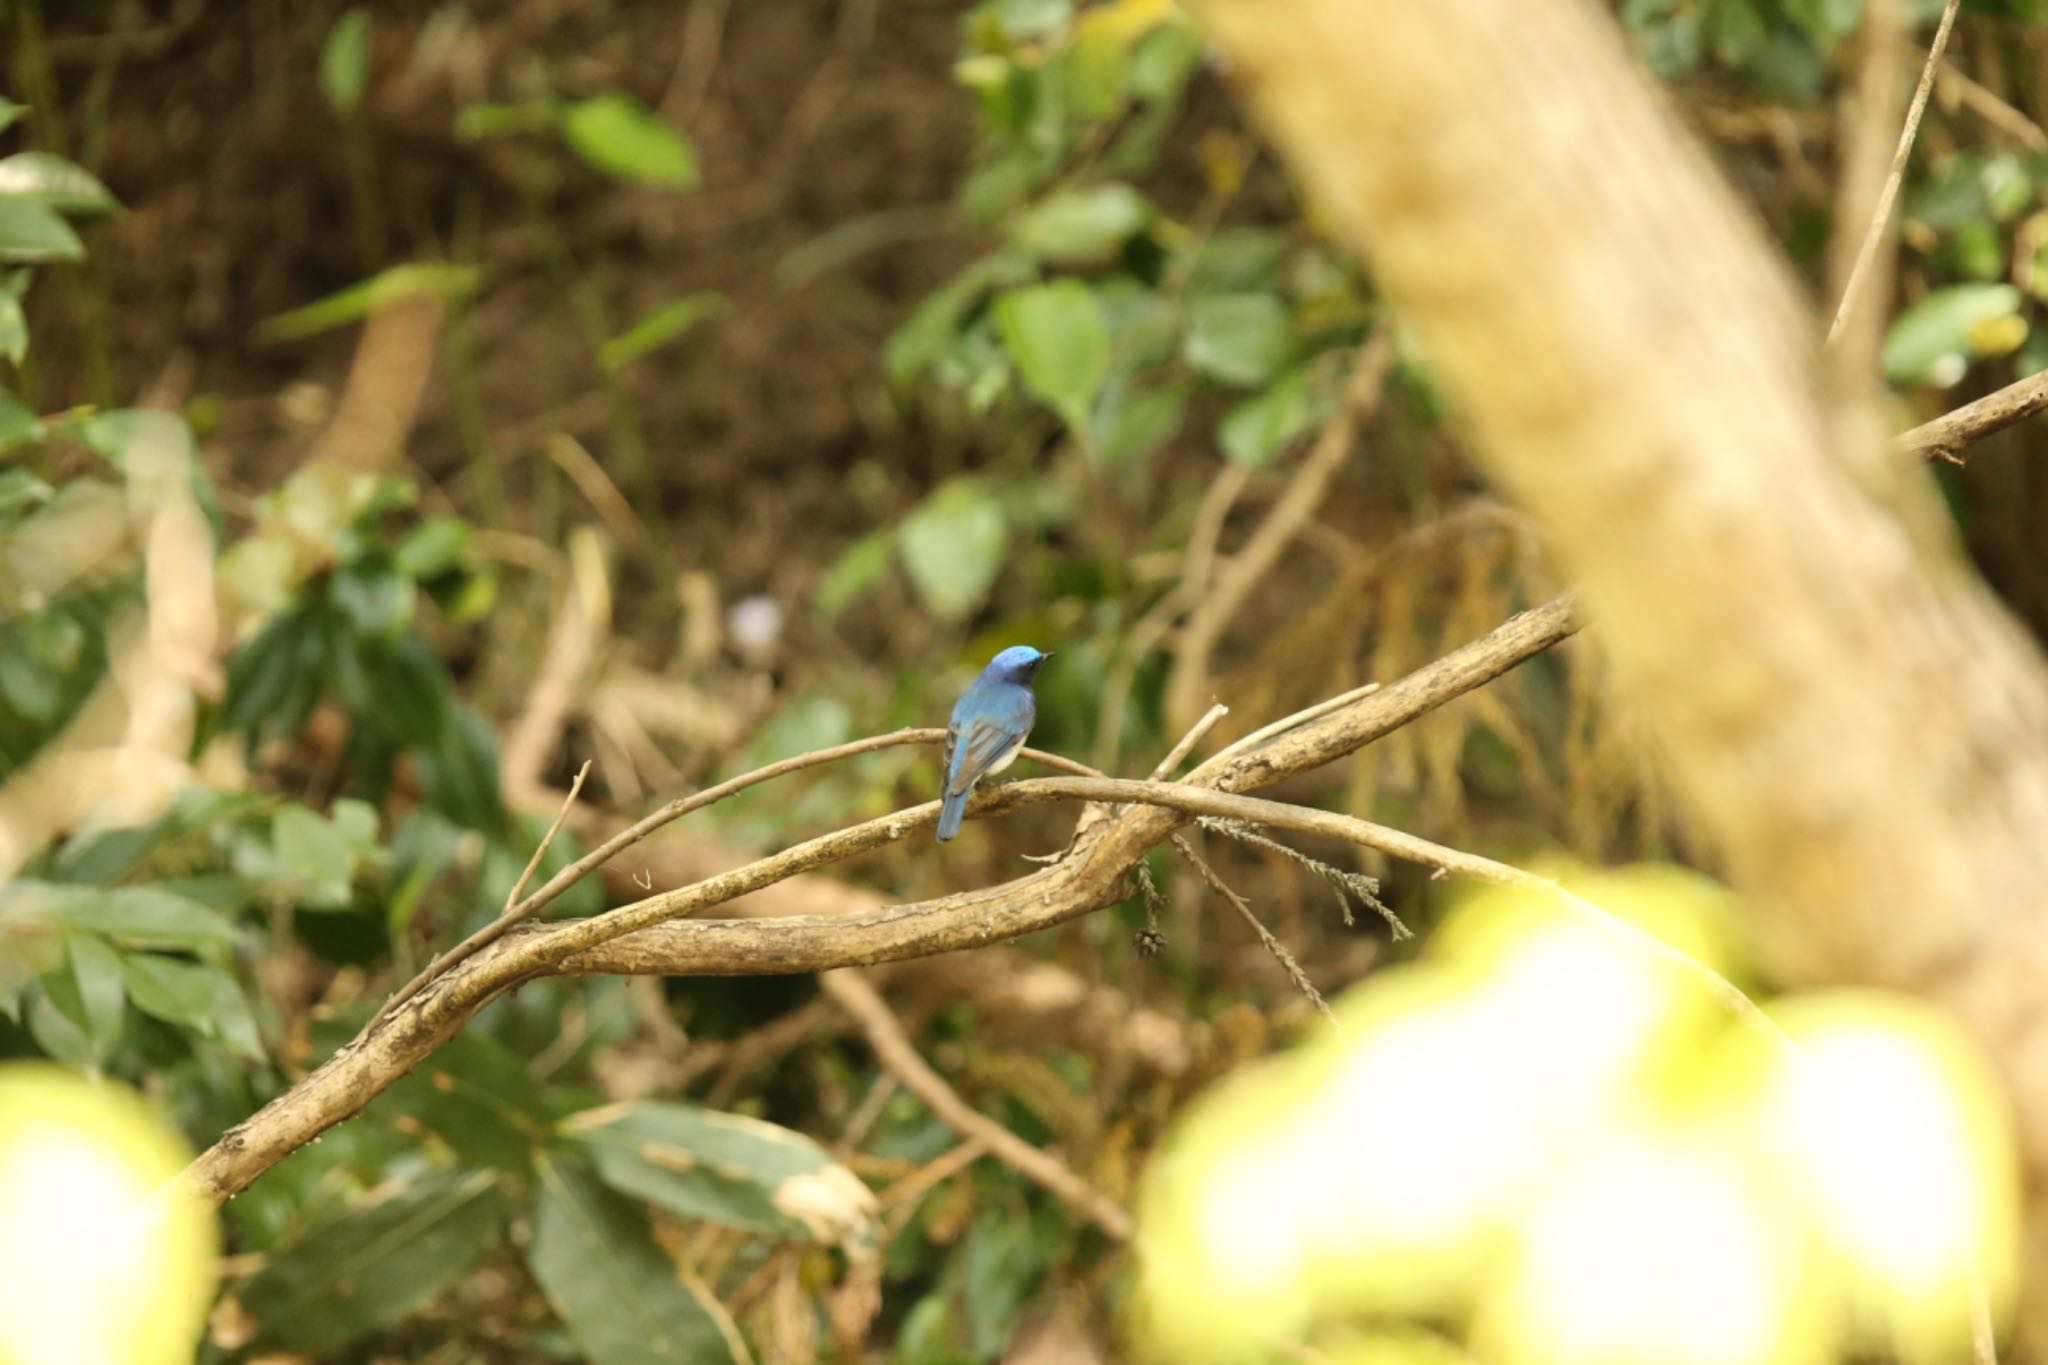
[{"xmin": 181, "ymin": 596, "xmax": 1580, "ymax": 1203}]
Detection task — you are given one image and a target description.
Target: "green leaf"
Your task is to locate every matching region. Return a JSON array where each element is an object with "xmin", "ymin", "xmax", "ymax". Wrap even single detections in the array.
[
  {"xmin": 0, "ymin": 881, "xmax": 239, "ymax": 947},
  {"xmin": 1180, "ymin": 227, "xmax": 1291, "ymax": 294},
  {"xmin": 1186, "ymin": 292, "xmax": 1295, "ymax": 388},
  {"xmin": 252, "ymin": 264, "xmax": 482, "ymax": 346},
  {"xmin": 1009, "ymin": 183, "xmax": 1151, "ymax": 263},
  {"xmin": 561, "ymin": 93, "xmax": 699, "ymax": 190},
  {"xmin": 331, "ymin": 557, "xmax": 416, "ymax": 645},
  {"xmin": 527, "ymin": 1156, "xmax": 747, "ymax": 1365},
  {"xmin": 0, "ymin": 197, "xmax": 84, "ymax": 264},
  {"xmin": 568, "ymin": 1100, "xmax": 879, "ymax": 1245},
  {"xmin": 1095, "ymin": 384, "xmax": 1184, "ymax": 469},
  {"xmin": 0, "ymin": 391, "xmax": 35, "ymax": 450},
  {"xmin": 417, "ymin": 703, "xmax": 505, "ymax": 829},
  {"xmin": 0, "ymin": 381, "xmax": 33, "ymax": 429},
  {"xmin": 240, "ymin": 1169, "xmax": 507, "ymax": 1355},
  {"xmin": 383, "ymin": 1031, "xmax": 552, "ymax": 1172},
  {"xmin": 994, "ymin": 0, "xmax": 1073, "ymax": 41},
  {"xmin": 320, "ymin": 8, "xmax": 373, "ymax": 115},
  {"xmin": 1881, "ymin": 283, "xmax": 2026, "ymax": 387},
  {"xmin": 392, "ymin": 516, "xmax": 472, "ymax": 581},
  {"xmin": 1782, "ymin": 0, "xmax": 1862, "ymax": 46},
  {"xmin": 0, "ymin": 152, "xmax": 118, "ymax": 214},
  {"xmin": 597, "ymin": 292, "xmax": 724, "ymax": 372},
  {"xmin": 1219, "ymin": 366, "xmax": 1325, "ymax": 468},
  {"xmin": 0, "ymin": 293, "xmax": 24, "ymax": 365},
  {"xmin": 0, "ymin": 98, "xmax": 24, "ymax": 134},
  {"xmin": 1709, "ymin": 0, "xmax": 1768, "ymax": 66},
  {"xmin": 884, "ymin": 251, "xmax": 1035, "ymax": 394},
  {"xmin": 992, "ymin": 280, "xmax": 1110, "ymax": 433},
  {"xmin": 454, "ymin": 100, "xmax": 559, "ymax": 140},
  {"xmin": 816, "ymin": 528, "xmax": 897, "ymax": 620},
  {"xmin": 899, "ymin": 479, "xmax": 1008, "ymax": 623},
  {"xmin": 0, "ymin": 467, "xmax": 50, "ymax": 518},
  {"xmin": 55, "ymin": 933, "xmax": 126, "ymax": 1063},
  {"xmin": 272, "ymin": 804, "xmax": 356, "ymax": 908},
  {"xmin": 120, "ymin": 953, "xmax": 238, "ymax": 1032}
]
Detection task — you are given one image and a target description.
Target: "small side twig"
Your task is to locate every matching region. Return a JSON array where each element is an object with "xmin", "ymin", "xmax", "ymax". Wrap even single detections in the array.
[
  {"xmin": 819, "ymin": 969, "xmax": 1133, "ymax": 1240},
  {"xmin": 1133, "ymin": 857, "xmax": 1168, "ymax": 958},
  {"xmin": 1199, "ymin": 815, "xmax": 1410, "ymax": 940},
  {"xmin": 1825, "ymin": 0, "xmax": 1963, "ymax": 349},
  {"xmin": 1172, "ymin": 833, "xmax": 1338, "ymax": 1029},
  {"xmin": 1209, "ymin": 680, "xmax": 1382, "ymax": 766},
  {"xmin": 1895, "ymin": 366, "xmax": 2048, "ymax": 463},
  {"xmin": 1166, "ymin": 336, "xmax": 1394, "ymax": 731},
  {"xmin": 1148, "ymin": 703, "xmax": 1230, "ymax": 781},
  {"xmin": 372, "ymin": 761, "xmax": 592, "ymax": 1029}
]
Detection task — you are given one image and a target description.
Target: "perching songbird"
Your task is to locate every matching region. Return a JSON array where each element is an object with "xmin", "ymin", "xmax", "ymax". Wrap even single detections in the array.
[{"xmin": 936, "ymin": 645, "xmax": 1052, "ymax": 842}]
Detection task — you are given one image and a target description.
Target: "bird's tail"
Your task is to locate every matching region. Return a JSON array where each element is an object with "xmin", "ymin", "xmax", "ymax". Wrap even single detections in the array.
[{"xmin": 936, "ymin": 789, "xmax": 968, "ymax": 842}]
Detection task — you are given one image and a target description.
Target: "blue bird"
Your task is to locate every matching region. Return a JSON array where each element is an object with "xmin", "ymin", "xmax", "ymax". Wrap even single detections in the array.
[{"xmin": 936, "ymin": 645, "xmax": 1052, "ymax": 842}]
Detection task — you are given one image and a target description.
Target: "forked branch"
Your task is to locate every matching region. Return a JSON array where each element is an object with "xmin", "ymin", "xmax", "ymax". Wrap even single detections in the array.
[{"xmin": 183, "ymin": 596, "xmax": 1581, "ymax": 1204}]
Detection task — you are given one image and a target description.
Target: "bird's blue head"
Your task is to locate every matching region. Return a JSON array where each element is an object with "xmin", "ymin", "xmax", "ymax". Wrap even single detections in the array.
[{"xmin": 985, "ymin": 644, "xmax": 1052, "ymax": 685}]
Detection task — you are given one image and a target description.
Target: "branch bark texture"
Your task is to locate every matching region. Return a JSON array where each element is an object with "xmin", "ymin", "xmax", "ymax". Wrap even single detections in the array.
[
  {"xmin": 183, "ymin": 597, "xmax": 1580, "ymax": 1204},
  {"xmin": 1188, "ymin": 0, "xmax": 2048, "ymax": 1336}
]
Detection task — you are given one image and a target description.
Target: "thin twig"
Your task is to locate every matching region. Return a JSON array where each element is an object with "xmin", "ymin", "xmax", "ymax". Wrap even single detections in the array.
[
  {"xmin": 1209, "ymin": 680, "xmax": 1383, "ymax": 767},
  {"xmin": 1895, "ymin": 366, "xmax": 2048, "ymax": 462},
  {"xmin": 1149, "ymin": 703, "xmax": 1230, "ymax": 781},
  {"xmin": 1200, "ymin": 815, "xmax": 1409, "ymax": 939},
  {"xmin": 1165, "ymin": 337, "xmax": 1394, "ymax": 730},
  {"xmin": 1826, "ymin": 0, "xmax": 1963, "ymax": 348},
  {"xmin": 182, "ymin": 597, "xmax": 1584, "ymax": 1203},
  {"xmin": 1174, "ymin": 833, "xmax": 1338, "ymax": 1028},
  {"xmin": 376, "ymin": 730, "xmax": 1096, "ymax": 1022},
  {"xmin": 507, "ymin": 761, "xmax": 593, "ymax": 913},
  {"xmin": 372, "ymin": 761, "xmax": 593, "ymax": 1030},
  {"xmin": 819, "ymin": 969, "xmax": 1134, "ymax": 1239}
]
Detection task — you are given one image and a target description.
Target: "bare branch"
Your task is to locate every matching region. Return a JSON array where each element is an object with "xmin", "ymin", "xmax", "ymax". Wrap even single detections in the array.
[
  {"xmin": 1165, "ymin": 337, "xmax": 1395, "ymax": 730},
  {"xmin": 1174, "ymin": 832, "xmax": 1337, "ymax": 1027},
  {"xmin": 180, "ymin": 596, "xmax": 1580, "ymax": 1204},
  {"xmin": 820, "ymin": 970, "xmax": 1133, "ymax": 1239},
  {"xmin": 1896, "ymin": 367, "xmax": 2048, "ymax": 463},
  {"xmin": 1826, "ymin": 0, "xmax": 1962, "ymax": 350}
]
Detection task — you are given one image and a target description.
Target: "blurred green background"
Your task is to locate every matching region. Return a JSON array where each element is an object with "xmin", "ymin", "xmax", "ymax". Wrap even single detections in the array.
[{"xmin": 3, "ymin": 0, "xmax": 2047, "ymax": 1360}]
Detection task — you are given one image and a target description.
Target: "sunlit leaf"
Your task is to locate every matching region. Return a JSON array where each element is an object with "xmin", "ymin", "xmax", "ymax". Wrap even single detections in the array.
[
  {"xmin": 0, "ymin": 881, "xmax": 239, "ymax": 948},
  {"xmin": 46, "ymin": 934, "xmax": 126, "ymax": 1065},
  {"xmin": 119, "ymin": 954, "xmax": 241, "ymax": 1036},
  {"xmin": 0, "ymin": 198, "xmax": 84, "ymax": 264},
  {"xmin": 899, "ymin": 478, "xmax": 1009, "ymax": 623},
  {"xmin": 561, "ymin": 94, "xmax": 698, "ymax": 190},
  {"xmin": 1881, "ymin": 283, "xmax": 2025, "ymax": 388},
  {"xmin": 271, "ymin": 805, "xmax": 356, "ymax": 909},
  {"xmin": 993, "ymin": 280, "xmax": 1110, "ymax": 433},
  {"xmin": 240, "ymin": 1169, "xmax": 507, "ymax": 1354},
  {"xmin": 527, "ymin": 1156, "xmax": 747, "ymax": 1365},
  {"xmin": 252, "ymin": 264, "xmax": 482, "ymax": 346},
  {"xmin": 0, "ymin": 98, "xmax": 24, "ymax": 134},
  {"xmin": 816, "ymin": 527, "xmax": 898, "ymax": 620},
  {"xmin": 597, "ymin": 292, "xmax": 724, "ymax": 372},
  {"xmin": 0, "ymin": 152, "xmax": 117, "ymax": 214},
  {"xmin": 320, "ymin": 8, "xmax": 373, "ymax": 115},
  {"xmin": 567, "ymin": 1099, "xmax": 879, "ymax": 1245},
  {"xmin": 1096, "ymin": 384, "xmax": 1185, "ymax": 468},
  {"xmin": 1186, "ymin": 292, "xmax": 1295, "ymax": 388},
  {"xmin": 1010, "ymin": 183, "xmax": 1151, "ymax": 263},
  {"xmin": 1220, "ymin": 366, "xmax": 1324, "ymax": 468},
  {"xmin": 0, "ymin": 294, "xmax": 23, "ymax": 366}
]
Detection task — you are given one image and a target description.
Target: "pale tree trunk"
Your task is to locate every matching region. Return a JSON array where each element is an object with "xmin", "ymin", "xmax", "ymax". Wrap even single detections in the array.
[{"xmin": 1191, "ymin": 0, "xmax": 2048, "ymax": 1343}]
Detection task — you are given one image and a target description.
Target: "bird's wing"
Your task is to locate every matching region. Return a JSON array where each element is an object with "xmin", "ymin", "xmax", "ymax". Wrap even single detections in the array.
[{"xmin": 946, "ymin": 713, "xmax": 1027, "ymax": 796}]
